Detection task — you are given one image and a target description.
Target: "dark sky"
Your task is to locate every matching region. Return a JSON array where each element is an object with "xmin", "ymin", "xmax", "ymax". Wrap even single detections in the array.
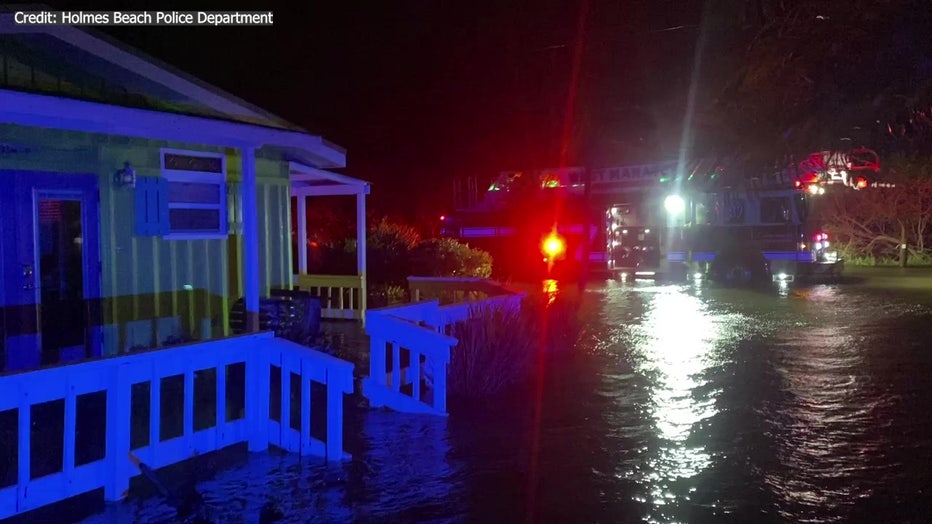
[{"xmin": 54, "ymin": 1, "xmax": 706, "ymax": 218}]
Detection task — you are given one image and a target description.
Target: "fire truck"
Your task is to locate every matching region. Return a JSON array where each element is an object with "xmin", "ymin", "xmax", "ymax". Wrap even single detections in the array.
[{"xmin": 442, "ymin": 149, "xmax": 880, "ymax": 285}]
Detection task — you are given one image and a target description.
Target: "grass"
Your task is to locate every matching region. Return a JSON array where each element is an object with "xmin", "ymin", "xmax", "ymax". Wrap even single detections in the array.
[
  {"xmin": 842, "ymin": 252, "xmax": 932, "ymax": 267},
  {"xmin": 840, "ymin": 265, "xmax": 932, "ymax": 291},
  {"xmin": 446, "ymin": 294, "xmax": 583, "ymax": 400}
]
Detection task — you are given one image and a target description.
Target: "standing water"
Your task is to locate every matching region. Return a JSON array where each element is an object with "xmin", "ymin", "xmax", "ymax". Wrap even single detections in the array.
[{"xmin": 79, "ymin": 277, "xmax": 932, "ymax": 523}]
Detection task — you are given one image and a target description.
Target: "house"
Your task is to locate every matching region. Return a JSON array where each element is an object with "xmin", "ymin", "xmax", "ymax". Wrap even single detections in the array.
[{"xmin": 0, "ymin": 9, "xmax": 369, "ymax": 372}]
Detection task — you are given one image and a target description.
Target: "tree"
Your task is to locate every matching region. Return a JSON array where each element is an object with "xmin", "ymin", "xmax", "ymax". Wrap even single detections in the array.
[
  {"xmin": 821, "ymin": 155, "xmax": 932, "ymax": 266},
  {"xmin": 709, "ymin": 0, "xmax": 932, "ymax": 164}
]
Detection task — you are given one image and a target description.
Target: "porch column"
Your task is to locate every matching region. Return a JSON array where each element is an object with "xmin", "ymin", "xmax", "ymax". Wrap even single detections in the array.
[
  {"xmin": 356, "ymin": 186, "xmax": 367, "ymax": 326},
  {"xmin": 296, "ymin": 194, "xmax": 308, "ymax": 274},
  {"xmin": 242, "ymin": 147, "xmax": 260, "ymax": 332}
]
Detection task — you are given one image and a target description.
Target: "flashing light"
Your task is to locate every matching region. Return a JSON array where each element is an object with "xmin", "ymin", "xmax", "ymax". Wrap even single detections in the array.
[
  {"xmin": 808, "ymin": 184, "xmax": 820, "ymax": 195},
  {"xmin": 664, "ymin": 195, "xmax": 686, "ymax": 215},
  {"xmin": 645, "ymin": 228, "xmax": 651, "ymax": 234},
  {"xmin": 542, "ymin": 232, "xmax": 566, "ymax": 258},
  {"xmin": 622, "ymin": 229, "xmax": 628, "ymax": 234},
  {"xmin": 855, "ymin": 177, "xmax": 868, "ymax": 189},
  {"xmin": 440, "ymin": 215, "xmax": 446, "ymax": 221},
  {"xmin": 794, "ymin": 180, "xmax": 802, "ymax": 189}
]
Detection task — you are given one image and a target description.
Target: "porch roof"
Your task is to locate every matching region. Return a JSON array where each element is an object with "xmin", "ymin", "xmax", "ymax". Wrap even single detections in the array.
[
  {"xmin": 290, "ymin": 162, "xmax": 370, "ymax": 197},
  {"xmin": 0, "ymin": 88, "xmax": 345, "ymax": 169}
]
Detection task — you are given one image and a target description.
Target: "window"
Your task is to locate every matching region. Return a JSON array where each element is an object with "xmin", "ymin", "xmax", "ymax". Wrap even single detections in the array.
[
  {"xmin": 161, "ymin": 149, "xmax": 227, "ymax": 238},
  {"xmin": 723, "ymin": 196, "xmax": 746, "ymax": 224},
  {"xmin": 794, "ymin": 194, "xmax": 809, "ymax": 222},
  {"xmin": 760, "ymin": 196, "xmax": 792, "ymax": 224}
]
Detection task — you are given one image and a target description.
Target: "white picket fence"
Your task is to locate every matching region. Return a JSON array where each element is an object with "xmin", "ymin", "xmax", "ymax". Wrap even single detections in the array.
[
  {"xmin": 362, "ymin": 278, "xmax": 524, "ymax": 415},
  {"xmin": 0, "ymin": 332, "xmax": 353, "ymax": 520}
]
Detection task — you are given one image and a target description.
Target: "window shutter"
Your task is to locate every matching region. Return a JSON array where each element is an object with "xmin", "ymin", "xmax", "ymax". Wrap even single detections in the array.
[
  {"xmin": 156, "ymin": 177, "xmax": 170, "ymax": 235},
  {"xmin": 134, "ymin": 177, "xmax": 169, "ymax": 236}
]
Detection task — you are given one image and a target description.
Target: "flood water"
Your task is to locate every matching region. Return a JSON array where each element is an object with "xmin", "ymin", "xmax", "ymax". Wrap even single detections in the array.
[{"xmin": 79, "ymin": 276, "xmax": 932, "ymax": 523}]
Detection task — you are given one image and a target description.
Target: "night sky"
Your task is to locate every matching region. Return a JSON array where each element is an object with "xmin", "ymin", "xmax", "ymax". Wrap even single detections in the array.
[{"xmin": 55, "ymin": 1, "xmax": 707, "ymax": 219}]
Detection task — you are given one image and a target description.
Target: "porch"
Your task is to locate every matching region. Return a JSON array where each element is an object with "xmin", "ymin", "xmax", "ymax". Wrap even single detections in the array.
[
  {"xmin": 290, "ymin": 162, "xmax": 370, "ymax": 324},
  {"xmin": 0, "ymin": 87, "xmax": 362, "ymax": 519},
  {"xmin": 0, "ymin": 332, "xmax": 354, "ymax": 520}
]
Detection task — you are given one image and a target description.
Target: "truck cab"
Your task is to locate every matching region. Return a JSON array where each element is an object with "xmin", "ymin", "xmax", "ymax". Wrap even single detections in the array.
[{"xmin": 661, "ymin": 187, "xmax": 844, "ymax": 285}]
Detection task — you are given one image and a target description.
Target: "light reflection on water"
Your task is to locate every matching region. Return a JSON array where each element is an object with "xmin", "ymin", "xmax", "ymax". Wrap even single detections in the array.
[
  {"xmin": 612, "ymin": 286, "xmax": 736, "ymax": 523},
  {"xmin": 74, "ymin": 279, "xmax": 932, "ymax": 524}
]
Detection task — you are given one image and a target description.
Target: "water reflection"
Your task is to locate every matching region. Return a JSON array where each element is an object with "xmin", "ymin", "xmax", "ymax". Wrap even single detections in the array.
[
  {"xmin": 542, "ymin": 279, "xmax": 559, "ymax": 305},
  {"xmin": 71, "ymin": 279, "xmax": 932, "ymax": 524},
  {"xmin": 78, "ymin": 411, "xmax": 462, "ymax": 524},
  {"xmin": 764, "ymin": 295, "xmax": 900, "ymax": 522},
  {"xmin": 618, "ymin": 286, "xmax": 719, "ymax": 522},
  {"xmin": 349, "ymin": 411, "xmax": 464, "ymax": 521}
]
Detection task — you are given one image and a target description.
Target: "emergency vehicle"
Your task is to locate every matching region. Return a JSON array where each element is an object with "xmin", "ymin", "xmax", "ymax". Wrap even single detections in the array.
[{"xmin": 442, "ymin": 149, "xmax": 880, "ymax": 285}]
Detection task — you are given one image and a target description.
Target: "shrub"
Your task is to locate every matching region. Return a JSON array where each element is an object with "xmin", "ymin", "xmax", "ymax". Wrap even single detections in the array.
[
  {"xmin": 446, "ymin": 294, "xmax": 583, "ymax": 399},
  {"xmin": 368, "ymin": 218, "xmax": 421, "ymax": 252},
  {"xmin": 411, "ymin": 237, "xmax": 493, "ymax": 278},
  {"xmin": 341, "ymin": 218, "xmax": 420, "ymax": 287},
  {"xmin": 368, "ymin": 284, "xmax": 408, "ymax": 308},
  {"xmin": 447, "ymin": 301, "xmax": 535, "ymax": 399}
]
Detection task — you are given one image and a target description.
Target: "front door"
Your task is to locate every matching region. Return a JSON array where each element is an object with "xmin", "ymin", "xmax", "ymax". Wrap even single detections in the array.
[{"xmin": 1, "ymin": 171, "xmax": 101, "ymax": 371}]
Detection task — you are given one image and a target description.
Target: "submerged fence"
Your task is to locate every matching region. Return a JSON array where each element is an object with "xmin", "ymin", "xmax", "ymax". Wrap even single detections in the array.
[
  {"xmin": 0, "ymin": 332, "xmax": 353, "ymax": 520},
  {"xmin": 363, "ymin": 277, "xmax": 524, "ymax": 415}
]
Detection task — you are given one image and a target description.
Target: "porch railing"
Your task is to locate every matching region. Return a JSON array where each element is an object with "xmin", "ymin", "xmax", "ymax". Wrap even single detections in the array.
[
  {"xmin": 407, "ymin": 276, "xmax": 518, "ymax": 304},
  {"xmin": 0, "ymin": 332, "xmax": 353, "ymax": 520},
  {"xmin": 295, "ymin": 274, "xmax": 365, "ymax": 321},
  {"xmin": 363, "ymin": 301, "xmax": 457, "ymax": 415},
  {"xmin": 363, "ymin": 278, "xmax": 524, "ymax": 415}
]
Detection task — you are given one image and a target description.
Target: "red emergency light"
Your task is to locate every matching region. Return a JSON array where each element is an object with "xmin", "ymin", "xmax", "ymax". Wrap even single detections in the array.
[{"xmin": 542, "ymin": 232, "xmax": 566, "ymax": 259}]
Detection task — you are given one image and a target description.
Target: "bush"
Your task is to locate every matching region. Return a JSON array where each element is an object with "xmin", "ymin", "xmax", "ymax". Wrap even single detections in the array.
[
  {"xmin": 367, "ymin": 284, "xmax": 408, "ymax": 308},
  {"xmin": 332, "ymin": 220, "xmax": 496, "ymax": 309},
  {"xmin": 447, "ymin": 302, "xmax": 535, "ymax": 399},
  {"xmin": 341, "ymin": 218, "xmax": 420, "ymax": 287},
  {"xmin": 446, "ymin": 294, "xmax": 583, "ymax": 399},
  {"xmin": 411, "ymin": 238, "xmax": 493, "ymax": 278}
]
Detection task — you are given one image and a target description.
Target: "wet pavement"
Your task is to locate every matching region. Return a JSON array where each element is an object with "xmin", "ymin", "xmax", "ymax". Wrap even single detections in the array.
[{"xmin": 77, "ymin": 271, "xmax": 932, "ymax": 523}]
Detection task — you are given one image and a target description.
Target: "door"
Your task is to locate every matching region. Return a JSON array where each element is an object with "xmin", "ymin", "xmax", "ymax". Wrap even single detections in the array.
[{"xmin": 1, "ymin": 171, "xmax": 101, "ymax": 371}]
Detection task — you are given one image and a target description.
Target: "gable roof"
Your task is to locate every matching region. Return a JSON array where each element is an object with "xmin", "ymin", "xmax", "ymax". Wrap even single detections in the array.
[{"xmin": 0, "ymin": 5, "xmax": 309, "ymax": 133}]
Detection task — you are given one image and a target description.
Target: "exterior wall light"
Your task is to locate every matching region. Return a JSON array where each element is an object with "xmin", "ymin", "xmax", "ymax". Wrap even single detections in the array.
[{"xmin": 114, "ymin": 161, "xmax": 136, "ymax": 189}]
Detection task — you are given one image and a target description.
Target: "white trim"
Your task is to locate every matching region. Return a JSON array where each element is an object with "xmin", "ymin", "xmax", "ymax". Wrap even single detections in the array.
[
  {"xmin": 289, "ymin": 162, "xmax": 370, "ymax": 191},
  {"xmin": 296, "ymin": 195, "xmax": 307, "ymax": 274},
  {"xmin": 242, "ymin": 147, "xmax": 260, "ymax": 330},
  {"xmin": 0, "ymin": 89, "xmax": 346, "ymax": 169},
  {"xmin": 291, "ymin": 185, "xmax": 368, "ymax": 197},
  {"xmin": 356, "ymin": 190, "xmax": 367, "ymax": 327}
]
